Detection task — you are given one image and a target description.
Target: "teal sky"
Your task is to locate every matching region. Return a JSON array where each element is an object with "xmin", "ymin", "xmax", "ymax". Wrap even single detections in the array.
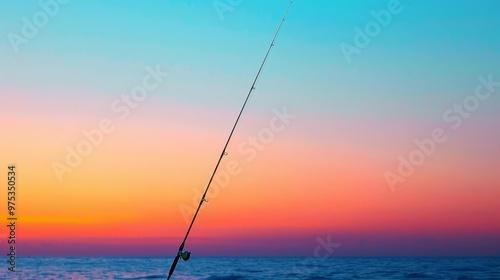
[{"xmin": 2, "ymin": 1, "xmax": 500, "ymax": 118}]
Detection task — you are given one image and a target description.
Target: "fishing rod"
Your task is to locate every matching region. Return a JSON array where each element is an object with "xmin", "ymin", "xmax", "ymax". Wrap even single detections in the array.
[{"xmin": 167, "ymin": 2, "xmax": 293, "ymax": 279}]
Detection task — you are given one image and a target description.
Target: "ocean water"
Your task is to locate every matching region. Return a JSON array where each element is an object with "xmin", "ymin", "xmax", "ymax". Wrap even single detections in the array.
[{"xmin": 2, "ymin": 257, "xmax": 499, "ymax": 280}]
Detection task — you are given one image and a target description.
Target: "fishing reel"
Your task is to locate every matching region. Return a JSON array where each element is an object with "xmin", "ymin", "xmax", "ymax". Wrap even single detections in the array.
[{"xmin": 179, "ymin": 250, "xmax": 191, "ymax": 261}]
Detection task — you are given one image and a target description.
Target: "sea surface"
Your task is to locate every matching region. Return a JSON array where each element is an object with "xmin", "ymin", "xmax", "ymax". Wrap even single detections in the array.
[{"xmin": 2, "ymin": 257, "xmax": 499, "ymax": 280}]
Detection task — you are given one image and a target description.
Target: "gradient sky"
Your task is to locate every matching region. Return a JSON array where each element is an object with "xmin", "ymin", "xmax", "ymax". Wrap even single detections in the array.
[{"xmin": 1, "ymin": 0, "xmax": 499, "ymax": 257}]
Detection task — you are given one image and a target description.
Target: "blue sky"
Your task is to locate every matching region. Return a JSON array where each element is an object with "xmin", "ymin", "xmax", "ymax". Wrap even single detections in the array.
[{"xmin": 2, "ymin": 0, "xmax": 500, "ymax": 118}]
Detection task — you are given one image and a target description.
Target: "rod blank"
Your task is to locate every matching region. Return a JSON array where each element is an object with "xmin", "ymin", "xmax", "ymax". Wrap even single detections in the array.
[{"xmin": 167, "ymin": 2, "xmax": 292, "ymax": 279}]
